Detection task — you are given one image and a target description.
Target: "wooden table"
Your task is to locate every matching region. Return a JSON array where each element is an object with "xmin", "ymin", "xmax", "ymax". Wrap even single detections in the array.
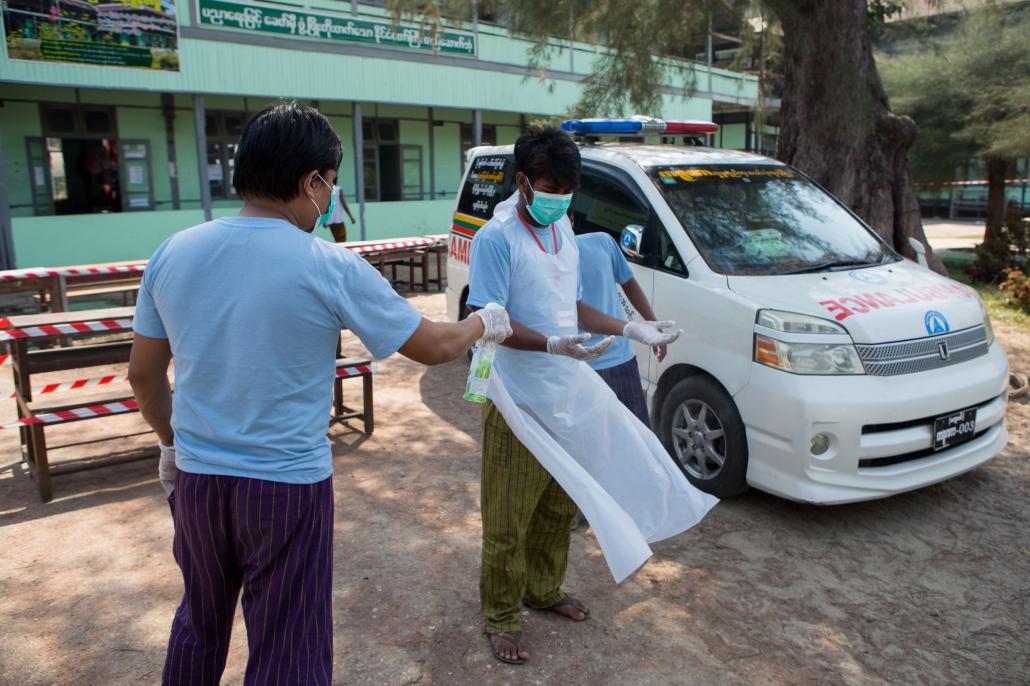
[
  {"xmin": 4, "ymin": 307, "xmax": 150, "ymax": 502},
  {"xmin": 0, "ymin": 261, "xmax": 147, "ymax": 313}
]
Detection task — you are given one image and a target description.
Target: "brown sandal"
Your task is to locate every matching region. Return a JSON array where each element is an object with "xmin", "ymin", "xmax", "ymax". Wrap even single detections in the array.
[
  {"xmin": 488, "ymin": 631, "xmax": 529, "ymax": 664},
  {"xmin": 542, "ymin": 594, "xmax": 590, "ymax": 621}
]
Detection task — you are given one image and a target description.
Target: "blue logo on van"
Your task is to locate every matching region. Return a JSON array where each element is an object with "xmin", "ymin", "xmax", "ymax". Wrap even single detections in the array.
[{"xmin": 924, "ymin": 310, "xmax": 950, "ymax": 335}]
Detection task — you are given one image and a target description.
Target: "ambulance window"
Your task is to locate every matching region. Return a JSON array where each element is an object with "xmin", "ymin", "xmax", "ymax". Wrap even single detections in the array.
[
  {"xmin": 657, "ymin": 226, "xmax": 687, "ymax": 276},
  {"xmin": 571, "ymin": 170, "xmax": 649, "ymax": 249},
  {"xmin": 457, "ymin": 155, "xmax": 513, "ymax": 222}
]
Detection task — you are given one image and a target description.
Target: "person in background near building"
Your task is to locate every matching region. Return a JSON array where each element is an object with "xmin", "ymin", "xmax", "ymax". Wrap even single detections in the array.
[
  {"xmin": 576, "ymin": 230, "xmax": 668, "ymax": 424},
  {"xmin": 128, "ymin": 101, "xmax": 511, "ymax": 686},
  {"xmin": 467, "ymin": 126, "xmax": 680, "ymax": 665},
  {"xmin": 326, "ymin": 184, "xmax": 355, "ymax": 243}
]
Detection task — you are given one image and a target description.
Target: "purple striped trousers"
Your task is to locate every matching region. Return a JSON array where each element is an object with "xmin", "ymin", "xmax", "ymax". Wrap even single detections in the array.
[{"xmin": 162, "ymin": 471, "xmax": 334, "ymax": 686}]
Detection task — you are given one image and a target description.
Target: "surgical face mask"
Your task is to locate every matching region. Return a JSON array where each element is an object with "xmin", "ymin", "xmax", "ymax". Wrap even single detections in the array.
[
  {"xmin": 523, "ymin": 182, "xmax": 573, "ymax": 225},
  {"xmin": 309, "ymin": 174, "xmax": 336, "ymax": 231}
]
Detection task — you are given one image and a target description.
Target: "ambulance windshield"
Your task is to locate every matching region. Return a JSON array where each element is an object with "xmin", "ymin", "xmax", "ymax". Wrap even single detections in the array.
[{"xmin": 651, "ymin": 165, "xmax": 896, "ymax": 276}]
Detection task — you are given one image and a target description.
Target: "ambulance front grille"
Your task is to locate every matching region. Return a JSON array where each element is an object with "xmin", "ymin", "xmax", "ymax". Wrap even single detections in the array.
[{"xmin": 855, "ymin": 325, "xmax": 989, "ymax": 376}]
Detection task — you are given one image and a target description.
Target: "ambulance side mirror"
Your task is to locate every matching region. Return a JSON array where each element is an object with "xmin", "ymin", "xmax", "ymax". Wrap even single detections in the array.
[
  {"xmin": 908, "ymin": 236, "xmax": 929, "ymax": 268},
  {"xmin": 620, "ymin": 224, "xmax": 644, "ymax": 259}
]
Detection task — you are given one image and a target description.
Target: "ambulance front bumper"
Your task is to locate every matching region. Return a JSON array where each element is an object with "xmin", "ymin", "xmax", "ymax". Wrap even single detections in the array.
[{"xmin": 735, "ymin": 341, "xmax": 1009, "ymax": 504}]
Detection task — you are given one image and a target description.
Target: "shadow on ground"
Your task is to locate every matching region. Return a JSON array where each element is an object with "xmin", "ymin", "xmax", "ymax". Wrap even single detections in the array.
[{"xmin": 0, "ymin": 294, "xmax": 1027, "ymax": 685}]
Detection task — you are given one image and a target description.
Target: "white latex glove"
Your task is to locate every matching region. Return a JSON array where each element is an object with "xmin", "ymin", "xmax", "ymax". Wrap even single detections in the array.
[
  {"xmin": 547, "ymin": 333, "xmax": 614, "ymax": 361},
  {"xmin": 158, "ymin": 441, "xmax": 177, "ymax": 496},
  {"xmin": 470, "ymin": 303, "xmax": 513, "ymax": 344},
  {"xmin": 623, "ymin": 320, "xmax": 682, "ymax": 347}
]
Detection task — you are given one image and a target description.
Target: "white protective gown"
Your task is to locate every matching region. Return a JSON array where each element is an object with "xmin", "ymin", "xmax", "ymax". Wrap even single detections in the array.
[{"xmin": 484, "ymin": 193, "xmax": 719, "ymax": 583}]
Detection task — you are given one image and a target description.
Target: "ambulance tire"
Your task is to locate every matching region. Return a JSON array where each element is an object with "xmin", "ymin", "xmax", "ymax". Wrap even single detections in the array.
[{"xmin": 659, "ymin": 376, "xmax": 749, "ymax": 498}]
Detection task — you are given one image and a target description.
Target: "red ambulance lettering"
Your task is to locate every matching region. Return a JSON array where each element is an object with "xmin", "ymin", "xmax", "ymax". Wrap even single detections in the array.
[
  {"xmin": 819, "ymin": 299, "xmax": 853, "ymax": 321},
  {"xmin": 874, "ymin": 292, "xmax": 900, "ymax": 307},
  {"xmin": 853, "ymin": 294, "xmax": 882, "ymax": 310},
  {"xmin": 838, "ymin": 297, "xmax": 869, "ymax": 314}
]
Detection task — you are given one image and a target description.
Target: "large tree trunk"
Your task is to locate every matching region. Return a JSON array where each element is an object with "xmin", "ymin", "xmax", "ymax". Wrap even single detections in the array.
[
  {"xmin": 767, "ymin": 0, "xmax": 946, "ymax": 274},
  {"xmin": 984, "ymin": 156, "xmax": 1007, "ymax": 242}
]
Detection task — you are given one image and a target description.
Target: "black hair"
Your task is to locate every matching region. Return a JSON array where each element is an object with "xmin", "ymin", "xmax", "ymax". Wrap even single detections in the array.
[
  {"xmin": 513, "ymin": 125, "xmax": 581, "ymax": 190},
  {"xmin": 232, "ymin": 101, "xmax": 342, "ymax": 201}
]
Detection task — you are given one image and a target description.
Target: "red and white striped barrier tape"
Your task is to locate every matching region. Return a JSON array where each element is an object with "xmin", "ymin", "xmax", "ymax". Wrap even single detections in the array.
[
  {"xmin": 0, "ymin": 236, "xmax": 447, "ymax": 282},
  {"xmin": 0, "ymin": 317, "xmax": 133, "ymax": 342},
  {"xmin": 0, "ymin": 354, "xmax": 10, "ymax": 367},
  {"xmin": 336, "ymin": 364, "xmax": 374, "ymax": 378},
  {"xmin": 0, "ymin": 400, "xmax": 139, "ymax": 431},
  {"xmin": 0, "ymin": 264, "xmax": 148, "ymax": 281},
  {"xmin": 8, "ymin": 374, "xmax": 129, "ymax": 399},
  {"xmin": 348, "ymin": 236, "xmax": 446, "ymax": 255}
]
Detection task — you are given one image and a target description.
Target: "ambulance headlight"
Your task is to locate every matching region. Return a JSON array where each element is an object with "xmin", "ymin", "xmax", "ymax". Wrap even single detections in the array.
[
  {"xmin": 756, "ymin": 309, "xmax": 846, "ymax": 334},
  {"xmin": 754, "ymin": 335, "xmax": 866, "ymax": 375},
  {"xmin": 975, "ymin": 295, "xmax": 995, "ymax": 347}
]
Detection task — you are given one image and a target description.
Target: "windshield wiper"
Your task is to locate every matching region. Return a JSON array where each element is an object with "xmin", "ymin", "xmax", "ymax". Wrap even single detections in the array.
[{"xmin": 783, "ymin": 259, "xmax": 882, "ymax": 275}]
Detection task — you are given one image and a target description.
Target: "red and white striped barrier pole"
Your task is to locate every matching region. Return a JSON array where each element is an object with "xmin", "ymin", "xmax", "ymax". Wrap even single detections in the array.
[
  {"xmin": 0, "ymin": 354, "xmax": 10, "ymax": 367},
  {"xmin": 0, "ymin": 317, "xmax": 133, "ymax": 342},
  {"xmin": 0, "ymin": 400, "xmax": 139, "ymax": 431},
  {"xmin": 7, "ymin": 374, "xmax": 129, "ymax": 399},
  {"xmin": 0, "ymin": 264, "xmax": 147, "ymax": 281},
  {"xmin": 347, "ymin": 236, "xmax": 446, "ymax": 255},
  {"xmin": 336, "ymin": 364, "xmax": 374, "ymax": 379}
]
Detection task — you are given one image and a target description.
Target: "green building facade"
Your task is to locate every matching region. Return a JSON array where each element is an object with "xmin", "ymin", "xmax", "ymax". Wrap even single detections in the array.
[{"xmin": 0, "ymin": 0, "xmax": 761, "ymax": 269}]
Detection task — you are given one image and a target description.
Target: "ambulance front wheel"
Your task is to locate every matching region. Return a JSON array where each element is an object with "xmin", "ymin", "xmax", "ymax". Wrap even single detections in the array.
[{"xmin": 659, "ymin": 376, "xmax": 749, "ymax": 498}]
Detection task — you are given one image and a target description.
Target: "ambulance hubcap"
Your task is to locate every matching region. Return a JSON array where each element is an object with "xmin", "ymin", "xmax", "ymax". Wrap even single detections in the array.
[{"xmin": 671, "ymin": 400, "xmax": 726, "ymax": 480}]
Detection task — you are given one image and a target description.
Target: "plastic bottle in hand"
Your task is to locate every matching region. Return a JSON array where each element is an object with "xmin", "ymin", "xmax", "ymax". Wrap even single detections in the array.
[
  {"xmin": 463, "ymin": 341, "xmax": 496, "ymax": 404},
  {"xmin": 464, "ymin": 303, "xmax": 504, "ymax": 404}
]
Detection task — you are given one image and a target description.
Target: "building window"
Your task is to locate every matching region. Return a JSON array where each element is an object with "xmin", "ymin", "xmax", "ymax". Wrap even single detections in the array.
[
  {"xmin": 28, "ymin": 104, "xmax": 153, "ymax": 215},
  {"xmin": 460, "ymin": 123, "xmax": 497, "ymax": 165},
  {"xmin": 206, "ymin": 111, "xmax": 246, "ymax": 199},
  {"xmin": 362, "ymin": 119, "xmax": 423, "ymax": 202}
]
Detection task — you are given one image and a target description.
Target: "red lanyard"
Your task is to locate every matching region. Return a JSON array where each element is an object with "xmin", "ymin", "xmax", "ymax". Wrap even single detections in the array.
[{"xmin": 516, "ymin": 209, "xmax": 559, "ymax": 254}]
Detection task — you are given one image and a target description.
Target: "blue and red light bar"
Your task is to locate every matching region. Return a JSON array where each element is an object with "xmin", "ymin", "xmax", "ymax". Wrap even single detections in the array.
[{"xmin": 561, "ymin": 116, "xmax": 719, "ymax": 136}]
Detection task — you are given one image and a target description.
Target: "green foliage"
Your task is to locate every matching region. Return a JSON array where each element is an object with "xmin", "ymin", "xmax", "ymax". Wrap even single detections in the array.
[
  {"xmin": 949, "ymin": 258, "xmax": 1030, "ymax": 327},
  {"xmin": 968, "ymin": 205, "xmax": 1030, "ymax": 283},
  {"xmin": 999, "ymin": 268, "xmax": 1030, "ymax": 315},
  {"xmin": 880, "ymin": 5, "xmax": 1030, "ymax": 185}
]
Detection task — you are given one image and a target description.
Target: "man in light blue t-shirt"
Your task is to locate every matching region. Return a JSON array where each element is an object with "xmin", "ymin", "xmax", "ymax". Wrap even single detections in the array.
[
  {"xmin": 576, "ymin": 230, "xmax": 668, "ymax": 426},
  {"xmin": 128, "ymin": 102, "xmax": 510, "ymax": 686}
]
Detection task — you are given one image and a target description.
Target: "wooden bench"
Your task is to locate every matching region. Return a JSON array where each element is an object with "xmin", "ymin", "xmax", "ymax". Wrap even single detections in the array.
[
  {"xmin": 330, "ymin": 357, "xmax": 374, "ymax": 435},
  {"xmin": 4, "ymin": 307, "xmax": 151, "ymax": 502},
  {"xmin": 65, "ymin": 278, "xmax": 141, "ymax": 307}
]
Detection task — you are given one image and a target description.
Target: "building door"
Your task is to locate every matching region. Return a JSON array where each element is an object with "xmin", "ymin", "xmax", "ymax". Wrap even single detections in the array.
[
  {"xmin": 27, "ymin": 136, "xmax": 122, "ymax": 216},
  {"xmin": 26, "ymin": 137, "xmax": 54, "ymax": 216},
  {"xmin": 119, "ymin": 140, "xmax": 154, "ymax": 211}
]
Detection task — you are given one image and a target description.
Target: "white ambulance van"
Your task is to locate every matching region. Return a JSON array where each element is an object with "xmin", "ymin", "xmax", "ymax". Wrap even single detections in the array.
[{"xmin": 445, "ymin": 118, "xmax": 1008, "ymax": 504}]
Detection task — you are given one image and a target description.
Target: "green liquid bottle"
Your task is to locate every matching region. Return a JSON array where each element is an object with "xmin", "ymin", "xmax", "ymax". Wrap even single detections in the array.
[{"xmin": 463, "ymin": 341, "xmax": 496, "ymax": 404}]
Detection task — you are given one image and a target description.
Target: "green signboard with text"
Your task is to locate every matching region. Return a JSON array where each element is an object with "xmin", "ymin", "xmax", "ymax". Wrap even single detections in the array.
[
  {"xmin": 196, "ymin": 0, "xmax": 475, "ymax": 56},
  {"xmin": 3, "ymin": 0, "xmax": 180, "ymax": 70}
]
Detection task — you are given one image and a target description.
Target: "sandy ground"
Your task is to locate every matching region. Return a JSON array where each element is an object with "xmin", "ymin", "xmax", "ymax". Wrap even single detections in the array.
[
  {"xmin": 0, "ymin": 292, "xmax": 1028, "ymax": 686},
  {"xmin": 923, "ymin": 219, "xmax": 985, "ymax": 251}
]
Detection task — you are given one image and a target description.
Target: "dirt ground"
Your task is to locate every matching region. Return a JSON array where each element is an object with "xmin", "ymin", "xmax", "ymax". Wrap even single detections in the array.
[{"xmin": 1, "ymin": 292, "xmax": 1028, "ymax": 686}]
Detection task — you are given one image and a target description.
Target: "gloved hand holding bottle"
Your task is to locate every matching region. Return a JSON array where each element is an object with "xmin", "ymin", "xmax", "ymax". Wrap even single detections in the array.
[{"xmin": 469, "ymin": 306, "xmax": 513, "ymax": 344}]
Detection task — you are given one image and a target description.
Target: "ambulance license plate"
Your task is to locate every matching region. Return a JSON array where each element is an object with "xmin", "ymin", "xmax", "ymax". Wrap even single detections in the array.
[{"xmin": 933, "ymin": 408, "xmax": 977, "ymax": 451}]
